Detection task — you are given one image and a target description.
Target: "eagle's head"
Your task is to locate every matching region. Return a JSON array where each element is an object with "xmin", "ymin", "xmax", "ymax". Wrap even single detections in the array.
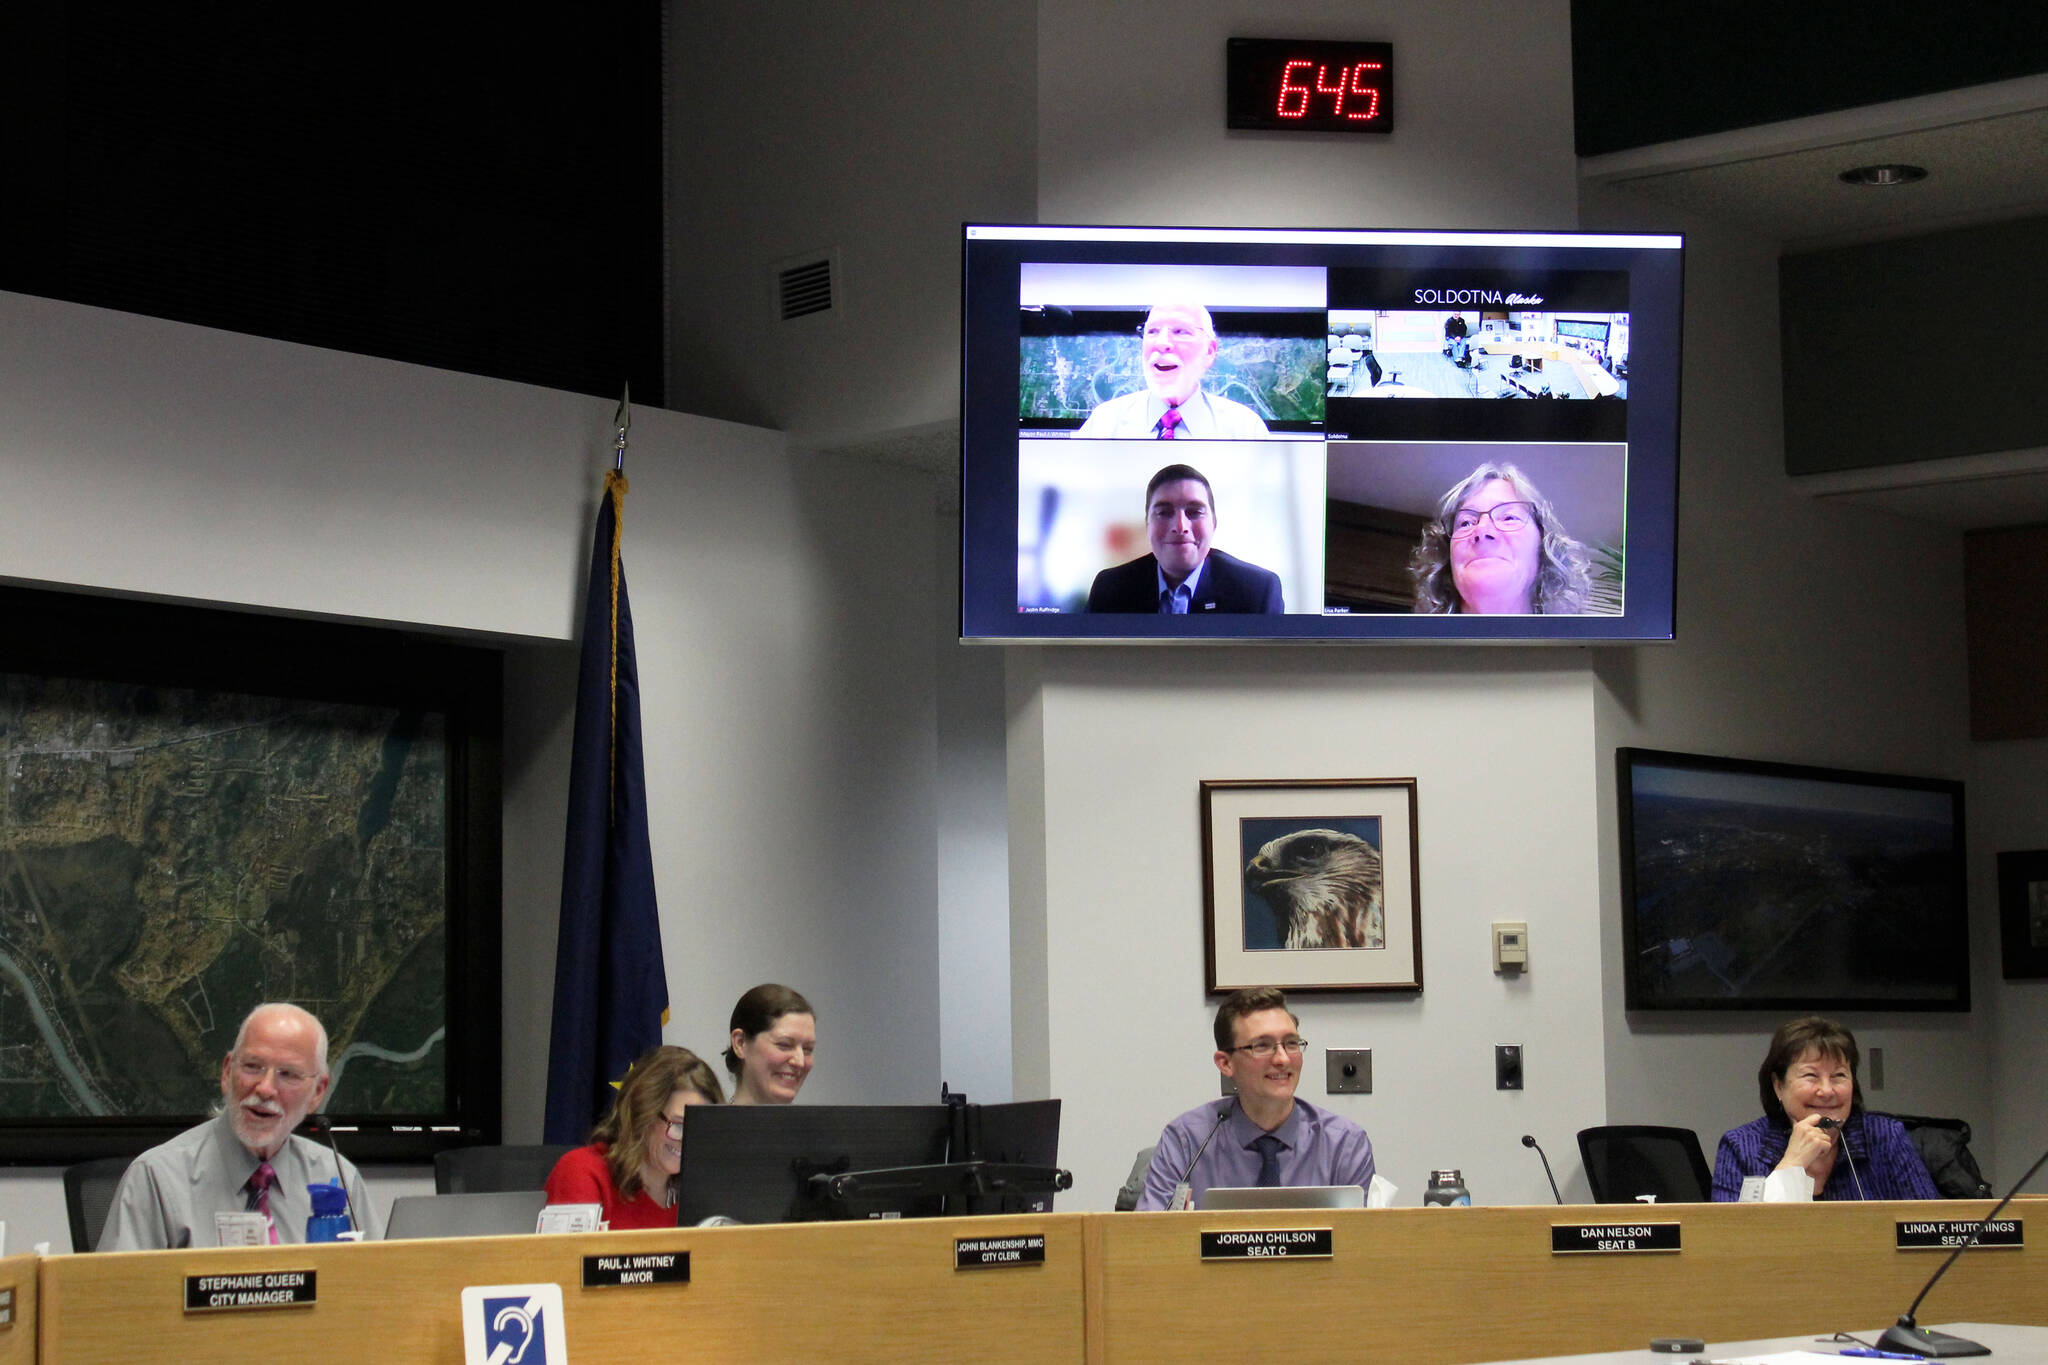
[{"xmin": 1245, "ymin": 829, "xmax": 1385, "ymax": 950}]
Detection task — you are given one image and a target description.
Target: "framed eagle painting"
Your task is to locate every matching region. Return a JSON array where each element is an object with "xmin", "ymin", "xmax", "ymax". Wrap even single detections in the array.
[{"xmin": 1200, "ymin": 778, "xmax": 1422, "ymax": 994}]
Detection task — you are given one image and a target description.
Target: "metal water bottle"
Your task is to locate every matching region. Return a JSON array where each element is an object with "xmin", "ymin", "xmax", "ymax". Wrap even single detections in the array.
[{"xmin": 1423, "ymin": 1169, "xmax": 1471, "ymax": 1206}]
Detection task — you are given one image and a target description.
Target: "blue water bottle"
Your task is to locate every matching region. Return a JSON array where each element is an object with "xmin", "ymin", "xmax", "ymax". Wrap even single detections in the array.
[{"xmin": 306, "ymin": 1180, "xmax": 352, "ymax": 1242}]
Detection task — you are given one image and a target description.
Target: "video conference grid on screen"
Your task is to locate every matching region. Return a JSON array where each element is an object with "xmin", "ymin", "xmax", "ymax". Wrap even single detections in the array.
[{"xmin": 961, "ymin": 226, "xmax": 1684, "ymax": 642}]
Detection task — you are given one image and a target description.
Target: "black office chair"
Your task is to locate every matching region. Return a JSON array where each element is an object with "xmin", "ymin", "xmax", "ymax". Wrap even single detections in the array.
[
  {"xmin": 1883, "ymin": 1112, "xmax": 1994, "ymax": 1199},
  {"xmin": 433, "ymin": 1143, "xmax": 574, "ymax": 1194},
  {"xmin": 1577, "ymin": 1125, "xmax": 1712, "ymax": 1204},
  {"xmin": 64, "ymin": 1154, "xmax": 136, "ymax": 1252},
  {"xmin": 1114, "ymin": 1145, "xmax": 1157, "ymax": 1211}
]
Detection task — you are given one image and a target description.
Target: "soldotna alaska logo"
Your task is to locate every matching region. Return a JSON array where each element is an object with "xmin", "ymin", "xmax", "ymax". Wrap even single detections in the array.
[{"xmin": 1411, "ymin": 288, "xmax": 1546, "ymax": 306}]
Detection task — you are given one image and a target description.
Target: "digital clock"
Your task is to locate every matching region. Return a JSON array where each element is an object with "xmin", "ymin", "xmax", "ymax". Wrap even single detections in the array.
[{"xmin": 1226, "ymin": 37, "xmax": 1394, "ymax": 134}]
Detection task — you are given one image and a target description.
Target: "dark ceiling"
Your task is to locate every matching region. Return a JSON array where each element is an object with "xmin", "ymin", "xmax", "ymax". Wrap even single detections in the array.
[
  {"xmin": 1571, "ymin": 3, "xmax": 2048, "ymax": 156},
  {"xmin": 0, "ymin": 5, "xmax": 665, "ymax": 405},
  {"xmin": 6, "ymin": 7, "xmax": 2046, "ymax": 409}
]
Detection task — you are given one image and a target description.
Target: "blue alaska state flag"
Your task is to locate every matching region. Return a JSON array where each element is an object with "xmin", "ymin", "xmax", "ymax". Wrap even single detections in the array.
[{"xmin": 543, "ymin": 468, "xmax": 669, "ymax": 1144}]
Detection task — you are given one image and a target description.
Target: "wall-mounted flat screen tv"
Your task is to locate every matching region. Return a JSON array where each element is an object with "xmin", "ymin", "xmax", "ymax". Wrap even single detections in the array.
[
  {"xmin": 960, "ymin": 224, "xmax": 1684, "ymax": 642},
  {"xmin": 1616, "ymin": 747, "xmax": 1969, "ymax": 1012}
]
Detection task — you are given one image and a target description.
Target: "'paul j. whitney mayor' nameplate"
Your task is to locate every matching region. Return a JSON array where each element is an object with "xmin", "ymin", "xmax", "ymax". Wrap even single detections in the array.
[
  {"xmin": 582, "ymin": 1251, "xmax": 690, "ymax": 1287},
  {"xmin": 1550, "ymin": 1223, "xmax": 1681, "ymax": 1254},
  {"xmin": 1200, "ymin": 1229, "xmax": 1334, "ymax": 1260},
  {"xmin": 1896, "ymin": 1219, "xmax": 2022, "ymax": 1250}
]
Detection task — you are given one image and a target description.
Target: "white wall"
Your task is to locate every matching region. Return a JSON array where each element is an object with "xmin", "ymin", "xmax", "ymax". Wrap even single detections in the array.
[
  {"xmin": 1037, "ymin": 0, "xmax": 1579, "ymax": 230},
  {"xmin": 0, "ymin": 288, "xmax": 945, "ymax": 1238},
  {"xmin": 1017, "ymin": 0, "xmax": 1606, "ymax": 1209},
  {"xmin": 0, "ymin": 292, "xmax": 592, "ymax": 642},
  {"xmin": 1578, "ymin": 189, "xmax": 1990, "ymax": 1173},
  {"xmin": 1967, "ymin": 739, "xmax": 2048, "ymax": 1183},
  {"xmin": 664, "ymin": 0, "xmax": 1038, "ymax": 443},
  {"xmin": 1015, "ymin": 650, "xmax": 1609, "ymax": 1208}
]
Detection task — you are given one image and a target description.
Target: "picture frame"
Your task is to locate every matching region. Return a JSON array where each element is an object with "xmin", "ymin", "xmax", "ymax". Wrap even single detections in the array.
[
  {"xmin": 0, "ymin": 585, "xmax": 503, "ymax": 1164},
  {"xmin": 1616, "ymin": 747, "xmax": 1968, "ymax": 1012},
  {"xmin": 1997, "ymin": 850, "xmax": 2048, "ymax": 980},
  {"xmin": 1200, "ymin": 778, "xmax": 1421, "ymax": 995}
]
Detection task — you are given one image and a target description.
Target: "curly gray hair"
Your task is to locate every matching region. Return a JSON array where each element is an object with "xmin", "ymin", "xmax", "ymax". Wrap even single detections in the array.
[{"xmin": 1410, "ymin": 461, "xmax": 1591, "ymax": 614}]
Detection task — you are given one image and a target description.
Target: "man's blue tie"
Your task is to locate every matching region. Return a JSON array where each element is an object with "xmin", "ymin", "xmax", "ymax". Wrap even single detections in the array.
[{"xmin": 1252, "ymin": 1133, "xmax": 1283, "ymax": 1187}]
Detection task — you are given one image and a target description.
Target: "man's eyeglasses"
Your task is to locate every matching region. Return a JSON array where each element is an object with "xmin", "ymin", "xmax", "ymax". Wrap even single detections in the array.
[
  {"xmin": 1449, "ymin": 501, "xmax": 1536, "ymax": 538},
  {"xmin": 1230, "ymin": 1036, "xmax": 1308, "ymax": 1059},
  {"xmin": 233, "ymin": 1057, "xmax": 316, "ymax": 1089}
]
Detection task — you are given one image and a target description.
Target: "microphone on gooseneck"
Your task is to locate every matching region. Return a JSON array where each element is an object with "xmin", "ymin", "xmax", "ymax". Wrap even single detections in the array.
[
  {"xmin": 302, "ymin": 1114, "xmax": 363, "ymax": 1236},
  {"xmin": 1815, "ymin": 1117, "xmax": 1867, "ymax": 1200},
  {"xmin": 1170, "ymin": 1098, "xmax": 1239, "ymax": 1211},
  {"xmin": 1873, "ymin": 1140, "xmax": 2048, "ymax": 1358},
  {"xmin": 1520, "ymin": 1134, "xmax": 1563, "ymax": 1205}
]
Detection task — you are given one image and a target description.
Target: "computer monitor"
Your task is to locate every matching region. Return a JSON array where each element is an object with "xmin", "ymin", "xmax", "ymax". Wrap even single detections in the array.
[
  {"xmin": 674, "ymin": 1104, "xmax": 954, "ymax": 1226},
  {"xmin": 958, "ymin": 1099, "xmax": 1063, "ymax": 1214}
]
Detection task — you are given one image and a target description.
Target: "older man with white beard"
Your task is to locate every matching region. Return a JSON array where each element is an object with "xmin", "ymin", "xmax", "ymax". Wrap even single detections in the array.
[{"xmin": 101, "ymin": 1002, "xmax": 381, "ymax": 1249}]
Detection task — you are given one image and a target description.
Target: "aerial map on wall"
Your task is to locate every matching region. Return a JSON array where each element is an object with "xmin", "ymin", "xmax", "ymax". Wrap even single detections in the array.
[{"xmin": 0, "ymin": 672, "xmax": 448, "ymax": 1120}]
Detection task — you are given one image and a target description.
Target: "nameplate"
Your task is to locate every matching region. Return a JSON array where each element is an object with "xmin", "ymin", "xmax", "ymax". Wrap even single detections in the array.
[
  {"xmin": 1550, "ymin": 1222, "xmax": 1681, "ymax": 1254},
  {"xmin": 582, "ymin": 1251, "xmax": 691, "ymax": 1287},
  {"xmin": 184, "ymin": 1270, "xmax": 317, "ymax": 1312},
  {"xmin": 1199, "ymin": 1228, "xmax": 1333, "ymax": 1260},
  {"xmin": 1896, "ymin": 1218, "xmax": 2023, "ymax": 1250},
  {"xmin": 954, "ymin": 1234, "xmax": 1047, "ymax": 1269}
]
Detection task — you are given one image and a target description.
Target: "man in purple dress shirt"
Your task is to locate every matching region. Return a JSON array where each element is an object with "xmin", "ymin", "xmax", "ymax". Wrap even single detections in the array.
[{"xmin": 1136, "ymin": 987, "xmax": 1375, "ymax": 1210}]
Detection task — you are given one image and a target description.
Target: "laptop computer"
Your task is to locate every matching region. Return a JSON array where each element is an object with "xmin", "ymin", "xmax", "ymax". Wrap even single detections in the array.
[
  {"xmin": 383, "ymin": 1190, "xmax": 548, "ymax": 1240},
  {"xmin": 1199, "ymin": 1184, "xmax": 1366, "ymax": 1211}
]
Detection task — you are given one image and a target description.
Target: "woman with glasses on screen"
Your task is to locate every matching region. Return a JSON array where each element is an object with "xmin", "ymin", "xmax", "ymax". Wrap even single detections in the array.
[
  {"xmin": 544, "ymin": 1045, "xmax": 725, "ymax": 1228},
  {"xmin": 1411, "ymin": 461, "xmax": 1592, "ymax": 615},
  {"xmin": 724, "ymin": 983, "xmax": 818, "ymax": 1105}
]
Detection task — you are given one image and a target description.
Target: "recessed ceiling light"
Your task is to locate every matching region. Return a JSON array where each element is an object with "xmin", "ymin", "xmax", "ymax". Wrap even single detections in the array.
[{"xmin": 1839, "ymin": 164, "xmax": 1928, "ymax": 187}]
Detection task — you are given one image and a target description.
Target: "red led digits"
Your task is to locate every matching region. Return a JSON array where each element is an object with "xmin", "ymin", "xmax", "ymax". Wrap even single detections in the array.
[
  {"xmin": 1276, "ymin": 60, "xmax": 1312, "ymax": 117},
  {"xmin": 1272, "ymin": 58, "xmax": 1385, "ymax": 122},
  {"xmin": 1347, "ymin": 61, "xmax": 1382, "ymax": 121}
]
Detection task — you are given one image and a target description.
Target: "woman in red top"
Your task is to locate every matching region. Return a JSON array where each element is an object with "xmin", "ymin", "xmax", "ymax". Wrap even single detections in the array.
[{"xmin": 544, "ymin": 1046, "xmax": 725, "ymax": 1228}]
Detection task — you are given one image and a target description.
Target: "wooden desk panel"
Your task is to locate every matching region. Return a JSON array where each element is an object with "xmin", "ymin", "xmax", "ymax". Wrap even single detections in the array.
[
  {"xmin": 0, "ymin": 1255, "xmax": 34, "ymax": 1365},
  {"xmin": 40, "ymin": 1214, "xmax": 1084, "ymax": 1364},
  {"xmin": 1085, "ymin": 1199, "xmax": 2048, "ymax": 1365}
]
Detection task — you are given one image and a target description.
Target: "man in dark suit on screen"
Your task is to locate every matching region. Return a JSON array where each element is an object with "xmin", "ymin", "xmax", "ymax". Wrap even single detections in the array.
[{"xmin": 1086, "ymin": 463, "xmax": 1284, "ymax": 614}]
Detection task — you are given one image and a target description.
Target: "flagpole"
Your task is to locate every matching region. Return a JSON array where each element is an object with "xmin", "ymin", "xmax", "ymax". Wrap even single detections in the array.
[{"xmin": 614, "ymin": 382, "xmax": 630, "ymax": 472}]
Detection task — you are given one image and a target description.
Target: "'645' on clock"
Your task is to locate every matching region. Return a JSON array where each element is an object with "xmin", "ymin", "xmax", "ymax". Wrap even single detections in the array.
[{"xmin": 1227, "ymin": 38, "xmax": 1394, "ymax": 133}]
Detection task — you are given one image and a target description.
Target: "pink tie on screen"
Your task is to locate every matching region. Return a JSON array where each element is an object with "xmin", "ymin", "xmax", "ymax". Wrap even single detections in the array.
[
  {"xmin": 1158, "ymin": 406, "xmax": 1182, "ymax": 439},
  {"xmin": 251, "ymin": 1161, "xmax": 281, "ymax": 1244}
]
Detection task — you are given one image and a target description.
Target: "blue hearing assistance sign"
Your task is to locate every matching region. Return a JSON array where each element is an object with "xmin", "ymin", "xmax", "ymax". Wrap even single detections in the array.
[{"xmin": 461, "ymin": 1283, "xmax": 568, "ymax": 1365}]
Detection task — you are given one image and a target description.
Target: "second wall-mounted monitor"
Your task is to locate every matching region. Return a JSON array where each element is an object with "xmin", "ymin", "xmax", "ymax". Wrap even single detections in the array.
[{"xmin": 961, "ymin": 224, "xmax": 1684, "ymax": 642}]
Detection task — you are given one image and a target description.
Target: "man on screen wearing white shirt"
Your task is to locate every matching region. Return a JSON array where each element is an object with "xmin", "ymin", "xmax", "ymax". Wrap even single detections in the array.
[{"xmin": 1075, "ymin": 302, "xmax": 1271, "ymax": 439}]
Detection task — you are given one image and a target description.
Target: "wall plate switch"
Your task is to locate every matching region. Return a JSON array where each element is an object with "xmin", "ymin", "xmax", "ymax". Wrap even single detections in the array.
[
  {"xmin": 1493, "ymin": 920, "xmax": 1528, "ymax": 973},
  {"xmin": 1326, "ymin": 1048, "xmax": 1372, "ymax": 1095},
  {"xmin": 1495, "ymin": 1044, "xmax": 1524, "ymax": 1090}
]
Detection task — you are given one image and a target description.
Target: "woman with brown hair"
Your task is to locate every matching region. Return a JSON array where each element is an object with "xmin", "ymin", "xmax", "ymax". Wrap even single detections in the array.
[{"xmin": 544, "ymin": 1045, "xmax": 725, "ymax": 1227}]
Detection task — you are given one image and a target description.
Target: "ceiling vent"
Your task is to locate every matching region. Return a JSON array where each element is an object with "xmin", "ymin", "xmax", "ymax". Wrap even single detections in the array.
[{"xmin": 772, "ymin": 250, "xmax": 840, "ymax": 322}]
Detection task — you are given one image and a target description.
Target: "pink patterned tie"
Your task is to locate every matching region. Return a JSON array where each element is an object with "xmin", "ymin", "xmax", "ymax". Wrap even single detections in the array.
[
  {"xmin": 1157, "ymin": 406, "xmax": 1182, "ymax": 439},
  {"xmin": 250, "ymin": 1161, "xmax": 281, "ymax": 1244}
]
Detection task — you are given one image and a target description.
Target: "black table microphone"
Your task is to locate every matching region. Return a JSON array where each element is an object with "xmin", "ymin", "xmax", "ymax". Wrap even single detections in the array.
[
  {"xmin": 1875, "ymin": 1141, "xmax": 2048, "ymax": 1357},
  {"xmin": 1521, "ymin": 1133, "xmax": 1563, "ymax": 1204}
]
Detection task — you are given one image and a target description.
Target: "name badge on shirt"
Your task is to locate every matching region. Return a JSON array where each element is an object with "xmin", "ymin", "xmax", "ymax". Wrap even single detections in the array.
[{"xmin": 214, "ymin": 1211, "xmax": 270, "ymax": 1246}]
